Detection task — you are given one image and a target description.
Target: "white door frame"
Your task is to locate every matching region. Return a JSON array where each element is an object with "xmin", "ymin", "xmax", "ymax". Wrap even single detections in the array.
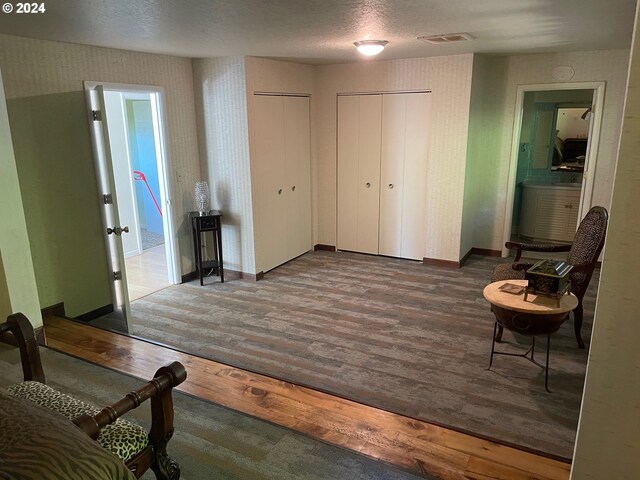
[
  {"xmin": 501, "ymin": 81, "xmax": 605, "ymax": 256},
  {"xmin": 85, "ymin": 81, "xmax": 181, "ymax": 285}
]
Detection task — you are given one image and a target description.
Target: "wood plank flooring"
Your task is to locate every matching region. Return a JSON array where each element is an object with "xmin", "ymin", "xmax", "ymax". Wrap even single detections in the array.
[
  {"xmin": 125, "ymin": 244, "xmax": 171, "ymax": 301},
  {"xmin": 122, "ymin": 251, "xmax": 595, "ymax": 459},
  {"xmin": 44, "ymin": 315, "xmax": 570, "ymax": 480}
]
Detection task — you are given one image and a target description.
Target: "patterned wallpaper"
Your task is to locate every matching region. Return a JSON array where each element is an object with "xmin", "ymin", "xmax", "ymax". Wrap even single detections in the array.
[
  {"xmin": 315, "ymin": 54, "xmax": 475, "ymax": 262},
  {"xmin": 192, "ymin": 56, "xmax": 255, "ymax": 274},
  {"xmin": 0, "ymin": 34, "xmax": 200, "ymax": 315}
]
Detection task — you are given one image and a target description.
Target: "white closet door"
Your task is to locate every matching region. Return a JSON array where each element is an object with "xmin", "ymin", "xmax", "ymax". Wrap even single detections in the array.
[
  {"xmin": 284, "ymin": 96, "xmax": 312, "ymax": 259},
  {"xmin": 356, "ymin": 95, "xmax": 382, "ymax": 254},
  {"xmin": 401, "ymin": 92, "xmax": 430, "ymax": 260},
  {"xmin": 337, "ymin": 96, "xmax": 359, "ymax": 251},
  {"xmin": 253, "ymin": 95, "xmax": 287, "ymax": 272},
  {"xmin": 337, "ymin": 95, "xmax": 382, "ymax": 254},
  {"xmin": 379, "ymin": 94, "xmax": 406, "ymax": 257}
]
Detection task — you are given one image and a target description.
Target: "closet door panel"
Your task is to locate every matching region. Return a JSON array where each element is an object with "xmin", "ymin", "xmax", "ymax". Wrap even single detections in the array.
[
  {"xmin": 356, "ymin": 95, "xmax": 382, "ymax": 254},
  {"xmin": 401, "ymin": 92, "xmax": 430, "ymax": 260},
  {"xmin": 337, "ymin": 96, "xmax": 360, "ymax": 251},
  {"xmin": 379, "ymin": 94, "xmax": 406, "ymax": 257},
  {"xmin": 284, "ymin": 96, "xmax": 312, "ymax": 259},
  {"xmin": 253, "ymin": 95, "xmax": 287, "ymax": 271}
]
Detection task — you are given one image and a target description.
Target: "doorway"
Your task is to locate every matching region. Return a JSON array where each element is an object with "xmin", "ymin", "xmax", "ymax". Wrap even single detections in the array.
[
  {"xmin": 502, "ymin": 82, "xmax": 605, "ymax": 255},
  {"xmin": 103, "ymin": 91, "xmax": 172, "ymax": 301},
  {"xmin": 85, "ymin": 82, "xmax": 180, "ymax": 332}
]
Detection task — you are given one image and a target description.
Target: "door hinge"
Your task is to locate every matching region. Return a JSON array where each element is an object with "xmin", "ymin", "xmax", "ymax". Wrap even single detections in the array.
[
  {"xmin": 103, "ymin": 193, "xmax": 113, "ymax": 205},
  {"xmin": 113, "ymin": 271, "xmax": 122, "ymax": 281},
  {"xmin": 92, "ymin": 110, "xmax": 102, "ymax": 121}
]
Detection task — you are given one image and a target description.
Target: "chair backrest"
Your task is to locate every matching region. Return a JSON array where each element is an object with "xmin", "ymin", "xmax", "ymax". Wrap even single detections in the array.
[{"xmin": 566, "ymin": 206, "xmax": 608, "ymax": 299}]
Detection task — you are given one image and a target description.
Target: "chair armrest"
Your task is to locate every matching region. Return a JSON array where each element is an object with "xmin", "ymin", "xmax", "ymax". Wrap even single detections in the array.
[
  {"xmin": 505, "ymin": 241, "xmax": 572, "ymax": 262},
  {"xmin": 569, "ymin": 261, "xmax": 597, "ymax": 273},
  {"xmin": 0, "ymin": 313, "xmax": 45, "ymax": 383},
  {"xmin": 73, "ymin": 361, "xmax": 187, "ymax": 441}
]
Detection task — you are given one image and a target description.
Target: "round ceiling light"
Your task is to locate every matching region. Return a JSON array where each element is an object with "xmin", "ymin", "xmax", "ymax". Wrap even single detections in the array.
[{"xmin": 354, "ymin": 40, "xmax": 388, "ymax": 56}]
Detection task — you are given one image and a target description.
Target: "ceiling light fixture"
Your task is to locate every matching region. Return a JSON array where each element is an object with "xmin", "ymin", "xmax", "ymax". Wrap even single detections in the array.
[{"xmin": 354, "ymin": 40, "xmax": 388, "ymax": 56}]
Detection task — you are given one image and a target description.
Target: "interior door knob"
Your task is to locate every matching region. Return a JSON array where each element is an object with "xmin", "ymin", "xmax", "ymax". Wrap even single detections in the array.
[
  {"xmin": 388, "ymin": 183, "xmax": 394, "ymax": 189},
  {"xmin": 278, "ymin": 189, "xmax": 283, "ymax": 195},
  {"xmin": 291, "ymin": 185, "xmax": 296, "ymax": 191},
  {"xmin": 365, "ymin": 182, "xmax": 371, "ymax": 188},
  {"xmin": 107, "ymin": 226, "xmax": 130, "ymax": 236}
]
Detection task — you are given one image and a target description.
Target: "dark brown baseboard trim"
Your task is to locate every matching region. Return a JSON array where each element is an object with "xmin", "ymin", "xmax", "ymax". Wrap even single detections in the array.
[
  {"xmin": 41, "ymin": 302, "xmax": 66, "ymax": 318},
  {"xmin": 422, "ymin": 257, "xmax": 461, "ymax": 268},
  {"xmin": 75, "ymin": 304, "xmax": 115, "ymax": 322},
  {"xmin": 181, "ymin": 271, "xmax": 199, "ymax": 283},
  {"xmin": 459, "ymin": 249, "xmax": 474, "ymax": 267},
  {"xmin": 0, "ymin": 325, "xmax": 46, "ymax": 347},
  {"xmin": 458, "ymin": 247, "xmax": 503, "ymax": 267},
  {"xmin": 314, "ymin": 244, "xmax": 336, "ymax": 252},
  {"xmin": 471, "ymin": 248, "xmax": 502, "ymax": 257}
]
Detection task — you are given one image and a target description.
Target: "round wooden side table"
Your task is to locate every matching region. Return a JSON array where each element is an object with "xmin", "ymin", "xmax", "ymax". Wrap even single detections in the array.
[{"xmin": 483, "ymin": 279, "xmax": 578, "ymax": 392}]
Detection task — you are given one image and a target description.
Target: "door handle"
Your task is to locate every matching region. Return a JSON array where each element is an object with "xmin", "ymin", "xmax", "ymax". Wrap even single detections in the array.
[
  {"xmin": 292, "ymin": 185, "xmax": 296, "ymax": 192},
  {"xmin": 107, "ymin": 226, "xmax": 130, "ymax": 236},
  {"xmin": 278, "ymin": 189, "xmax": 283, "ymax": 195},
  {"xmin": 365, "ymin": 182, "xmax": 371, "ymax": 188},
  {"xmin": 388, "ymin": 183, "xmax": 394, "ymax": 189}
]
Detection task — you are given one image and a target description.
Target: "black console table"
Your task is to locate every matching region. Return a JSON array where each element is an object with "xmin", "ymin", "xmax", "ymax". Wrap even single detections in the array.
[{"xmin": 190, "ymin": 211, "xmax": 224, "ymax": 285}]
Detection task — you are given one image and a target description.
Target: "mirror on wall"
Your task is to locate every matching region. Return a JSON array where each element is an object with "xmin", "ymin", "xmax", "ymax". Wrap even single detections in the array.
[
  {"xmin": 551, "ymin": 106, "xmax": 590, "ymax": 172},
  {"xmin": 521, "ymin": 89, "xmax": 593, "ymax": 174}
]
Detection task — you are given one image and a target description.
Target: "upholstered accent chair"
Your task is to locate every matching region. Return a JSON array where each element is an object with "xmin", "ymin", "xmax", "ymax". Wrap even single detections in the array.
[
  {"xmin": 0, "ymin": 313, "xmax": 187, "ymax": 480},
  {"xmin": 491, "ymin": 206, "xmax": 608, "ymax": 348}
]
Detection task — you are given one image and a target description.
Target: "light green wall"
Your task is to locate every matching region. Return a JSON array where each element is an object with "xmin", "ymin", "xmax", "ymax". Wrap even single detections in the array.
[
  {"xmin": 460, "ymin": 55, "xmax": 509, "ymax": 255},
  {"xmin": 0, "ymin": 69, "xmax": 42, "ymax": 328},
  {"xmin": 0, "ymin": 33, "xmax": 201, "ymax": 317},
  {"xmin": 7, "ymin": 91, "xmax": 111, "ymax": 317}
]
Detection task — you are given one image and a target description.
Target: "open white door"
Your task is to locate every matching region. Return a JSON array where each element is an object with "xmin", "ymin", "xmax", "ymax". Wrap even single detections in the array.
[{"xmin": 85, "ymin": 83, "xmax": 133, "ymax": 333}]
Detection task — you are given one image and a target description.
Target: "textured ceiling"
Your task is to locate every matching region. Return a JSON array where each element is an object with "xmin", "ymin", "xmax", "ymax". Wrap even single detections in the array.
[{"xmin": 0, "ymin": 0, "xmax": 636, "ymax": 64}]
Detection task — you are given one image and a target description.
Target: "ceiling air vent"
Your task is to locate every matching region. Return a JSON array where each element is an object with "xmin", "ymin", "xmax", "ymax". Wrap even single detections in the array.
[{"xmin": 418, "ymin": 33, "xmax": 475, "ymax": 45}]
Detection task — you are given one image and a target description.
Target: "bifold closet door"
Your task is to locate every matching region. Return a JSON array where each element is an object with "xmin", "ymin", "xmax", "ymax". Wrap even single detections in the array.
[
  {"xmin": 379, "ymin": 92, "xmax": 430, "ymax": 260},
  {"xmin": 284, "ymin": 96, "xmax": 312, "ymax": 260},
  {"xmin": 401, "ymin": 92, "xmax": 430, "ymax": 259},
  {"xmin": 252, "ymin": 95, "xmax": 288, "ymax": 271},
  {"xmin": 253, "ymin": 94, "xmax": 312, "ymax": 273},
  {"xmin": 337, "ymin": 95, "xmax": 382, "ymax": 254},
  {"xmin": 378, "ymin": 94, "xmax": 406, "ymax": 257}
]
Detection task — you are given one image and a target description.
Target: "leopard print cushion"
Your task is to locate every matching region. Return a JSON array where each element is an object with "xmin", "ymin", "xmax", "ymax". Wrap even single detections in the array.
[{"xmin": 6, "ymin": 381, "xmax": 149, "ymax": 463}]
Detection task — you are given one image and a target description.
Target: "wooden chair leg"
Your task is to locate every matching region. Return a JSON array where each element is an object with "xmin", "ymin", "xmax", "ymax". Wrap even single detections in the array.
[
  {"xmin": 574, "ymin": 304, "xmax": 585, "ymax": 349},
  {"xmin": 495, "ymin": 324, "xmax": 504, "ymax": 342},
  {"xmin": 148, "ymin": 363, "xmax": 186, "ymax": 480},
  {"xmin": 150, "ymin": 451, "xmax": 180, "ymax": 480}
]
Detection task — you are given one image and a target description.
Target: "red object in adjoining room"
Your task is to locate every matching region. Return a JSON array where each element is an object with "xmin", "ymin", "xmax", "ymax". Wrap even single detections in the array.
[{"xmin": 132, "ymin": 170, "xmax": 163, "ymax": 217}]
